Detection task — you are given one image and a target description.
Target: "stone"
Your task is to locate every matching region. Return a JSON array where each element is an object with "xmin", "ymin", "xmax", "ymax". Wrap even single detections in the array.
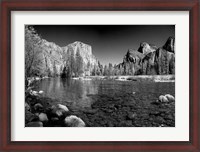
[
  {"xmin": 34, "ymin": 103, "xmax": 44, "ymax": 111},
  {"xmin": 35, "ymin": 77, "xmax": 41, "ymax": 81},
  {"xmin": 30, "ymin": 90, "xmax": 39, "ymax": 96},
  {"xmin": 158, "ymin": 95, "xmax": 169, "ymax": 103},
  {"xmin": 64, "ymin": 115, "xmax": 85, "ymax": 127},
  {"xmin": 57, "ymin": 104, "xmax": 69, "ymax": 112},
  {"xmin": 39, "ymin": 90, "xmax": 44, "ymax": 94},
  {"xmin": 127, "ymin": 112, "xmax": 137, "ymax": 120},
  {"xmin": 26, "ymin": 121, "xmax": 43, "ymax": 127},
  {"xmin": 25, "ymin": 102, "xmax": 30, "ymax": 111},
  {"xmin": 38, "ymin": 113, "xmax": 48, "ymax": 123},
  {"xmin": 165, "ymin": 94, "xmax": 175, "ymax": 102},
  {"xmin": 51, "ymin": 104, "xmax": 69, "ymax": 118},
  {"xmin": 51, "ymin": 117, "xmax": 59, "ymax": 122},
  {"xmin": 25, "ymin": 111, "xmax": 39, "ymax": 123}
]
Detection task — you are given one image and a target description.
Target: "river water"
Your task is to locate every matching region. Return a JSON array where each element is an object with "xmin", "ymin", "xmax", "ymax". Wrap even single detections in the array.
[{"xmin": 33, "ymin": 77, "xmax": 175, "ymax": 127}]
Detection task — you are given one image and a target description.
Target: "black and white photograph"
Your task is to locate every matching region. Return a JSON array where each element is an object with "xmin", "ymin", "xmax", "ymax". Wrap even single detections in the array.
[{"xmin": 25, "ymin": 25, "xmax": 175, "ymax": 127}]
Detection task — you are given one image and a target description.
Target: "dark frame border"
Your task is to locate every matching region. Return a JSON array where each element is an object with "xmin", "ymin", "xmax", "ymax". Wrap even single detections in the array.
[{"xmin": 0, "ymin": 0, "xmax": 199, "ymax": 151}]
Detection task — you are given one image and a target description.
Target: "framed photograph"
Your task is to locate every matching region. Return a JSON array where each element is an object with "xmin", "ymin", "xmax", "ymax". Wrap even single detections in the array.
[{"xmin": 0, "ymin": 0, "xmax": 199, "ymax": 151}]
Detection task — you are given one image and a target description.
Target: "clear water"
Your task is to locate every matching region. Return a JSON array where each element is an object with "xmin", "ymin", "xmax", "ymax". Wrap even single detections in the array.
[{"xmin": 33, "ymin": 77, "xmax": 175, "ymax": 110}]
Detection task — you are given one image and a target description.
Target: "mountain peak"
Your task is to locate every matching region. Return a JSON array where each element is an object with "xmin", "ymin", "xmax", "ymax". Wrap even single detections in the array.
[{"xmin": 163, "ymin": 36, "xmax": 175, "ymax": 53}]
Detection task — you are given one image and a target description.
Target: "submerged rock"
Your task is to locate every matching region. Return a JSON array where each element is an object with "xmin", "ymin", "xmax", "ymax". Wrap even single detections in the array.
[
  {"xmin": 26, "ymin": 121, "xmax": 43, "ymax": 127},
  {"xmin": 25, "ymin": 102, "xmax": 30, "ymax": 111},
  {"xmin": 51, "ymin": 104, "xmax": 69, "ymax": 118},
  {"xmin": 25, "ymin": 111, "xmax": 39, "ymax": 123},
  {"xmin": 64, "ymin": 115, "xmax": 85, "ymax": 127},
  {"xmin": 34, "ymin": 103, "xmax": 44, "ymax": 112},
  {"xmin": 39, "ymin": 90, "xmax": 44, "ymax": 94}
]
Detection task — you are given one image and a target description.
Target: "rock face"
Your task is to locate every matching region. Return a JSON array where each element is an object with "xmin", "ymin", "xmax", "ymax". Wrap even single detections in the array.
[
  {"xmin": 25, "ymin": 27, "xmax": 99, "ymax": 77},
  {"xmin": 163, "ymin": 37, "xmax": 175, "ymax": 53},
  {"xmin": 31, "ymin": 40, "xmax": 99, "ymax": 77},
  {"xmin": 138, "ymin": 42, "xmax": 157, "ymax": 55},
  {"xmin": 62, "ymin": 41, "xmax": 99, "ymax": 76},
  {"xmin": 117, "ymin": 37, "xmax": 175, "ymax": 75}
]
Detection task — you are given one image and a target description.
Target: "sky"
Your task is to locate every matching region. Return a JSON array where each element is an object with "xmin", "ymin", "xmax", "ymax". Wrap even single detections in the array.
[{"xmin": 32, "ymin": 25, "xmax": 175, "ymax": 65}]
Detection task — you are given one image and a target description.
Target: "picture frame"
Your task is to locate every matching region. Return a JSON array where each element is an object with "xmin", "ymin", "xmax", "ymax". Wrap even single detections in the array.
[{"xmin": 0, "ymin": 0, "xmax": 199, "ymax": 151}]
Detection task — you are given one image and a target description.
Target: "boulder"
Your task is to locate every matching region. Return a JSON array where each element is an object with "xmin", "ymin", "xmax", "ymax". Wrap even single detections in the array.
[
  {"xmin": 26, "ymin": 121, "xmax": 43, "ymax": 127},
  {"xmin": 51, "ymin": 104, "xmax": 69, "ymax": 118},
  {"xmin": 158, "ymin": 95, "xmax": 169, "ymax": 103},
  {"xmin": 38, "ymin": 113, "xmax": 48, "ymax": 123},
  {"xmin": 64, "ymin": 115, "xmax": 85, "ymax": 127},
  {"xmin": 34, "ymin": 103, "xmax": 44, "ymax": 112},
  {"xmin": 165, "ymin": 94, "xmax": 175, "ymax": 102},
  {"xmin": 30, "ymin": 90, "xmax": 39, "ymax": 96},
  {"xmin": 25, "ymin": 111, "xmax": 39, "ymax": 123},
  {"xmin": 25, "ymin": 102, "xmax": 30, "ymax": 111},
  {"xmin": 39, "ymin": 90, "xmax": 44, "ymax": 94}
]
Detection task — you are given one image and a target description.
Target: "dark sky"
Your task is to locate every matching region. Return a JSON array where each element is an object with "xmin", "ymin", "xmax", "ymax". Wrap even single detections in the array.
[{"xmin": 32, "ymin": 25, "xmax": 175, "ymax": 65}]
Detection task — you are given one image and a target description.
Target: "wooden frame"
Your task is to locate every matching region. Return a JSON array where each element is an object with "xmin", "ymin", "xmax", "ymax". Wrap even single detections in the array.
[{"xmin": 0, "ymin": 0, "xmax": 199, "ymax": 151}]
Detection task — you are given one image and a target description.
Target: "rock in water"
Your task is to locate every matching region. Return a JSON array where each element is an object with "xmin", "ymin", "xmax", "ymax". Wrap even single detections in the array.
[
  {"xmin": 25, "ymin": 102, "xmax": 30, "ymax": 111},
  {"xmin": 39, "ymin": 113, "xmax": 48, "ymax": 123},
  {"xmin": 57, "ymin": 104, "xmax": 69, "ymax": 112},
  {"xmin": 51, "ymin": 104, "xmax": 69, "ymax": 118},
  {"xmin": 39, "ymin": 90, "xmax": 44, "ymax": 94},
  {"xmin": 26, "ymin": 121, "xmax": 43, "ymax": 127},
  {"xmin": 64, "ymin": 115, "xmax": 85, "ymax": 127},
  {"xmin": 25, "ymin": 111, "xmax": 39, "ymax": 123},
  {"xmin": 158, "ymin": 95, "xmax": 169, "ymax": 103},
  {"xmin": 165, "ymin": 94, "xmax": 175, "ymax": 102},
  {"xmin": 34, "ymin": 103, "xmax": 44, "ymax": 112}
]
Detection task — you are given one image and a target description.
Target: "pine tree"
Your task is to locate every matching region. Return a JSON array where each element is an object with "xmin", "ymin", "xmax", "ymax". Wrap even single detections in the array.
[{"xmin": 75, "ymin": 48, "xmax": 84, "ymax": 77}]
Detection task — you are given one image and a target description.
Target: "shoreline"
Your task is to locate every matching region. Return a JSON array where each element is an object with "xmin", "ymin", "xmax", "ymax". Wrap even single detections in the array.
[{"xmin": 73, "ymin": 75, "xmax": 175, "ymax": 82}]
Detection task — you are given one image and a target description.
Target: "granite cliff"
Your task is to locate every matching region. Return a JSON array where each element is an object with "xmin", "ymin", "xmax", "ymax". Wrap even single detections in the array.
[
  {"xmin": 25, "ymin": 26, "xmax": 99, "ymax": 78},
  {"xmin": 116, "ymin": 37, "xmax": 175, "ymax": 75}
]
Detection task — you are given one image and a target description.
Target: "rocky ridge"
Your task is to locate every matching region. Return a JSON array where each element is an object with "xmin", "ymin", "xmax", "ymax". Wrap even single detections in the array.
[{"xmin": 117, "ymin": 37, "xmax": 175, "ymax": 75}]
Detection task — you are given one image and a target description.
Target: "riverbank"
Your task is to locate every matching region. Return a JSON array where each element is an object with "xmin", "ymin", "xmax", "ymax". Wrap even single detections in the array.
[{"xmin": 73, "ymin": 75, "xmax": 175, "ymax": 82}]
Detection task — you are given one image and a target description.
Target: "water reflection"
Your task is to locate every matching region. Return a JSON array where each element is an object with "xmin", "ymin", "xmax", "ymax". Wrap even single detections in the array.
[{"xmin": 33, "ymin": 78, "xmax": 175, "ymax": 109}]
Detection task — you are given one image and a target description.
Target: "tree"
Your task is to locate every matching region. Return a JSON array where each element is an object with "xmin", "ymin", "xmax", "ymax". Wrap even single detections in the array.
[
  {"xmin": 108, "ymin": 63, "xmax": 113, "ymax": 76},
  {"xmin": 92, "ymin": 65, "xmax": 97, "ymax": 76},
  {"xmin": 53, "ymin": 61, "xmax": 57, "ymax": 77},
  {"xmin": 75, "ymin": 48, "xmax": 84, "ymax": 76},
  {"xmin": 65, "ymin": 47, "xmax": 76, "ymax": 77},
  {"xmin": 25, "ymin": 26, "xmax": 43, "ymax": 78},
  {"xmin": 103, "ymin": 65, "xmax": 108, "ymax": 76}
]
